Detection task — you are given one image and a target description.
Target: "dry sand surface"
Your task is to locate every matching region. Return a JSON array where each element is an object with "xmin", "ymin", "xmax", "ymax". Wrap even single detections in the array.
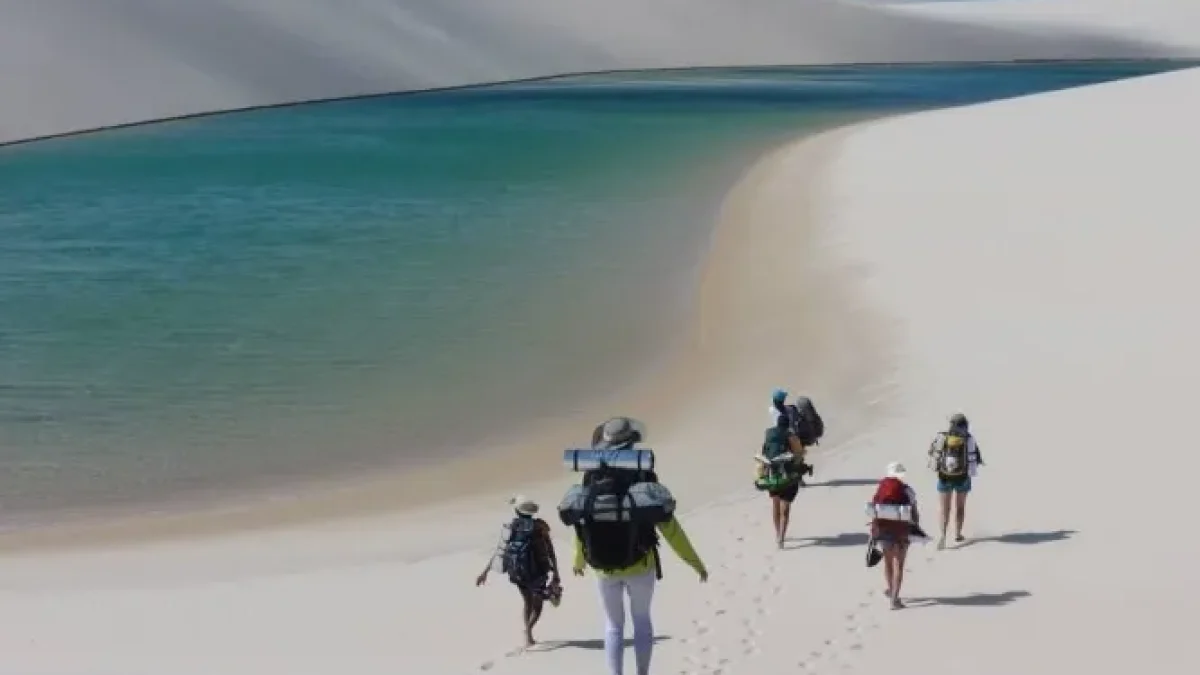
[
  {"xmin": 2, "ymin": 0, "xmax": 1197, "ymax": 144},
  {"xmin": 4, "ymin": 54, "xmax": 1200, "ymax": 674}
]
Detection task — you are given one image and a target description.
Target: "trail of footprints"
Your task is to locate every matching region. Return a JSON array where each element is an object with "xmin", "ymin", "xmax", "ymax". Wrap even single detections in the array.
[
  {"xmin": 677, "ymin": 505, "xmax": 783, "ymax": 675},
  {"xmin": 677, "ymin": 504, "xmax": 942, "ymax": 675},
  {"xmin": 475, "ymin": 497, "xmax": 946, "ymax": 675}
]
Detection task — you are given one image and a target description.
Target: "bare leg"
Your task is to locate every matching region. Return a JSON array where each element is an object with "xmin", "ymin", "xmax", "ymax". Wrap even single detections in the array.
[
  {"xmin": 520, "ymin": 589, "xmax": 538, "ymax": 647},
  {"xmin": 891, "ymin": 542, "xmax": 909, "ymax": 608},
  {"xmin": 938, "ymin": 491, "xmax": 951, "ymax": 549},
  {"xmin": 771, "ymin": 496, "xmax": 783, "ymax": 543},
  {"xmin": 528, "ymin": 596, "xmax": 545, "ymax": 637},
  {"xmin": 882, "ymin": 545, "xmax": 897, "ymax": 597},
  {"xmin": 954, "ymin": 491, "xmax": 968, "ymax": 541},
  {"xmin": 778, "ymin": 501, "xmax": 792, "ymax": 546}
]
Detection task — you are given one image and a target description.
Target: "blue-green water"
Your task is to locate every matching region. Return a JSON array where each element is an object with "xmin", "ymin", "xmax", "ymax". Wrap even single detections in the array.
[{"xmin": 0, "ymin": 61, "xmax": 1188, "ymax": 517}]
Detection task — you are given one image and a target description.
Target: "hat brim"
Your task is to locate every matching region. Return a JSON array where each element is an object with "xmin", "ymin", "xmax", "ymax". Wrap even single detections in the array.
[{"xmin": 599, "ymin": 417, "xmax": 647, "ymax": 446}]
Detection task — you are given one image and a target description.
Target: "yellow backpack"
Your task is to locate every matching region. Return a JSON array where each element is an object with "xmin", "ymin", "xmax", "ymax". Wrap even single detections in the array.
[{"xmin": 936, "ymin": 433, "xmax": 970, "ymax": 478}]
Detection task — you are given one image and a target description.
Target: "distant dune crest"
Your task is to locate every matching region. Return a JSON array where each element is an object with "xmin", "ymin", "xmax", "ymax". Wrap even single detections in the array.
[{"xmin": 2, "ymin": 0, "xmax": 1199, "ymax": 144}]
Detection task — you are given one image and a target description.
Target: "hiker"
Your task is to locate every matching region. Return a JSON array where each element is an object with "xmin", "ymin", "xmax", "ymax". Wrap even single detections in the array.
[
  {"xmin": 561, "ymin": 417, "xmax": 708, "ymax": 675},
  {"xmin": 868, "ymin": 462, "xmax": 921, "ymax": 609},
  {"xmin": 767, "ymin": 389, "xmax": 823, "ymax": 482},
  {"xmin": 927, "ymin": 412, "xmax": 985, "ymax": 549},
  {"xmin": 476, "ymin": 495, "xmax": 562, "ymax": 649},
  {"xmin": 756, "ymin": 412, "xmax": 807, "ymax": 547}
]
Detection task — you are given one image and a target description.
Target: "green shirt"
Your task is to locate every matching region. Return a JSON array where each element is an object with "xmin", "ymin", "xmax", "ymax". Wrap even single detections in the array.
[{"xmin": 573, "ymin": 515, "xmax": 707, "ymax": 578}]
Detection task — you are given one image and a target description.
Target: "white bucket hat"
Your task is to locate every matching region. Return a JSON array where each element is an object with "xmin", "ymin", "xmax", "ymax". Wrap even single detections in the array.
[
  {"xmin": 510, "ymin": 494, "xmax": 539, "ymax": 516},
  {"xmin": 885, "ymin": 461, "xmax": 907, "ymax": 480}
]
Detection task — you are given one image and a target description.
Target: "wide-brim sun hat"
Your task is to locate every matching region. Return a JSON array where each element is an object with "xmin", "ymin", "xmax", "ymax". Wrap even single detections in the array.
[
  {"xmin": 885, "ymin": 461, "xmax": 907, "ymax": 479},
  {"xmin": 510, "ymin": 494, "xmax": 539, "ymax": 516},
  {"xmin": 596, "ymin": 416, "xmax": 647, "ymax": 449}
]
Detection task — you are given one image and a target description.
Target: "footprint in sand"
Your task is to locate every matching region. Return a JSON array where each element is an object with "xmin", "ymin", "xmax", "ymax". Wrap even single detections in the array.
[{"xmin": 479, "ymin": 661, "xmax": 494, "ymax": 671}]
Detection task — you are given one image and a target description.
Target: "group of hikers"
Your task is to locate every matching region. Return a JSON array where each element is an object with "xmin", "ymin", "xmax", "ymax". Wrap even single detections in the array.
[
  {"xmin": 864, "ymin": 411, "xmax": 985, "ymax": 608},
  {"xmin": 474, "ymin": 393, "xmax": 984, "ymax": 674}
]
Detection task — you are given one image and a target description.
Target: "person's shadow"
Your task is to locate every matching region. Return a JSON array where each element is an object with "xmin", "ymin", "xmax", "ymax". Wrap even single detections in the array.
[
  {"xmin": 806, "ymin": 478, "xmax": 877, "ymax": 488},
  {"xmin": 957, "ymin": 529, "xmax": 1077, "ymax": 549},
  {"xmin": 785, "ymin": 532, "xmax": 871, "ymax": 549},
  {"xmin": 906, "ymin": 590, "xmax": 1031, "ymax": 608},
  {"xmin": 532, "ymin": 636, "xmax": 672, "ymax": 652}
]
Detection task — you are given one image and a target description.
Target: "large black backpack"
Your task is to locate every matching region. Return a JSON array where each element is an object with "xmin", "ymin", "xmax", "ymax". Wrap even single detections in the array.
[
  {"xmin": 560, "ymin": 466, "xmax": 673, "ymax": 579},
  {"xmin": 501, "ymin": 516, "xmax": 544, "ymax": 586},
  {"xmin": 788, "ymin": 398, "xmax": 825, "ymax": 446}
]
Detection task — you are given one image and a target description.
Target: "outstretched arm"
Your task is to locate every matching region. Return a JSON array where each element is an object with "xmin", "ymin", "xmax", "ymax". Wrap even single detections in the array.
[
  {"xmin": 656, "ymin": 517, "xmax": 707, "ymax": 578},
  {"xmin": 476, "ymin": 525, "xmax": 507, "ymax": 584},
  {"xmin": 572, "ymin": 533, "xmax": 586, "ymax": 574}
]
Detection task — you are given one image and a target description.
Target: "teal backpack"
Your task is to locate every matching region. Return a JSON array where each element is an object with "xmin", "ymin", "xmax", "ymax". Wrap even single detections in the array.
[{"xmin": 756, "ymin": 427, "xmax": 799, "ymax": 491}]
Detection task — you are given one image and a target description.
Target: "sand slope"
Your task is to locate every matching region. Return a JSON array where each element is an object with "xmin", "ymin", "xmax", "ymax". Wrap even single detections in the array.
[
  {"xmin": 905, "ymin": 0, "xmax": 1200, "ymax": 56},
  {"xmin": 1, "ymin": 0, "xmax": 1196, "ymax": 144},
  {"xmin": 4, "ymin": 60, "xmax": 1200, "ymax": 674},
  {"xmin": 812, "ymin": 64, "xmax": 1200, "ymax": 673}
]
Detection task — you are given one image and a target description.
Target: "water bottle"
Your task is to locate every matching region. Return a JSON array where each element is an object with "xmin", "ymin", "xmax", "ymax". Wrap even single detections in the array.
[{"xmin": 562, "ymin": 448, "xmax": 655, "ymax": 472}]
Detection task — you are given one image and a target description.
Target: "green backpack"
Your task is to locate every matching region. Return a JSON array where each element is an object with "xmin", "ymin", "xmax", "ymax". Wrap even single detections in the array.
[{"xmin": 756, "ymin": 427, "xmax": 799, "ymax": 491}]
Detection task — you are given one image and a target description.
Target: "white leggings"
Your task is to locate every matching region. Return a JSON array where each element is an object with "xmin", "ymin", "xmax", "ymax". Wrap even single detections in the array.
[{"xmin": 598, "ymin": 571, "xmax": 656, "ymax": 675}]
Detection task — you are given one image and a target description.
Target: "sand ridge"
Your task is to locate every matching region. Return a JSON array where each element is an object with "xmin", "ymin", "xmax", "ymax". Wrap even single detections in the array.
[
  {"xmin": 3, "ymin": 3, "xmax": 1200, "ymax": 672},
  {"xmin": 3, "ymin": 0, "xmax": 1197, "ymax": 144}
]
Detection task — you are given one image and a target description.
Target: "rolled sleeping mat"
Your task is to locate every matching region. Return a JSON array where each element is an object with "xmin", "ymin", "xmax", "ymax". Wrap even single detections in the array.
[
  {"xmin": 752, "ymin": 452, "xmax": 795, "ymax": 466},
  {"xmin": 563, "ymin": 447, "xmax": 655, "ymax": 473},
  {"xmin": 865, "ymin": 502, "xmax": 915, "ymax": 523}
]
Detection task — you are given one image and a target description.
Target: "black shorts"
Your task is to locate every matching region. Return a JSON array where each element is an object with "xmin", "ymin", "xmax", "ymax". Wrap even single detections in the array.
[
  {"xmin": 768, "ymin": 481, "xmax": 800, "ymax": 503},
  {"xmin": 511, "ymin": 573, "xmax": 550, "ymax": 596}
]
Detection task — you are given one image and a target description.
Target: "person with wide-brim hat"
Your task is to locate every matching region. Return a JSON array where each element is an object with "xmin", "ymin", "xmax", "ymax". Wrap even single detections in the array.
[{"xmin": 476, "ymin": 495, "xmax": 562, "ymax": 648}]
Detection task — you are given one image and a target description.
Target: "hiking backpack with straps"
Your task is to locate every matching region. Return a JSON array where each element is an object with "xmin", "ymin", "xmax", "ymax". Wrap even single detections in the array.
[
  {"xmin": 933, "ymin": 431, "xmax": 971, "ymax": 479},
  {"xmin": 558, "ymin": 465, "xmax": 675, "ymax": 579},
  {"xmin": 788, "ymin": 398, "xmax": 825, "ymax": 446},
  {"xmin": 757, "ymin": 426, "xmax": 800, "ymax": 490},
  {"xmin": 501, "ymin": 515, "xmax": 544, "ymax": 585}
]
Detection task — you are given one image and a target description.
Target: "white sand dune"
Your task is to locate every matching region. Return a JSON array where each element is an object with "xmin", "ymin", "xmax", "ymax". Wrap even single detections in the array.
[
  {"xmin": 5, "ymin": 2, "xmax": 1200, "ymax": 673},
  {"xmin": 1, "ymin": 0, "xmax": 1198, "ymax": 144},
  {"xmin": 3, "ymin": 48, "xmax": 1200, "ymax": 675}
]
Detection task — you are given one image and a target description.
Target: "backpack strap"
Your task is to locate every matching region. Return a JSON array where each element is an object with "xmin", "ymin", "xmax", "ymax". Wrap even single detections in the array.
[{"xmin": 652, "ymin": 541, "xmax": 663, "ymax": 580}]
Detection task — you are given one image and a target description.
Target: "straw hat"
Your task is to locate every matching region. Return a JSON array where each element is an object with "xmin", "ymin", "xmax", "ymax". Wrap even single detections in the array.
[
  {"xmin": 885, "ymin": 461, "xmax": 907, "ymax": 480},
  {"xmin": 510, "ymin": 495, "xmax": 539, "ymax": 516}
]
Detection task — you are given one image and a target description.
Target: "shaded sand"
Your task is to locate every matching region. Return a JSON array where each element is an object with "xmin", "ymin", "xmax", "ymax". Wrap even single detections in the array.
[
  {"xmin": 4, "ymin": 59, "xmax": 1200, "ymax": 675},
  {"xmin": 1, "ymin": 0, "xmax": 1194, "ymax": 144},
  {"xmin": 904, "ymin": 0, "xmax": 1200, "ymax": 56}
]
